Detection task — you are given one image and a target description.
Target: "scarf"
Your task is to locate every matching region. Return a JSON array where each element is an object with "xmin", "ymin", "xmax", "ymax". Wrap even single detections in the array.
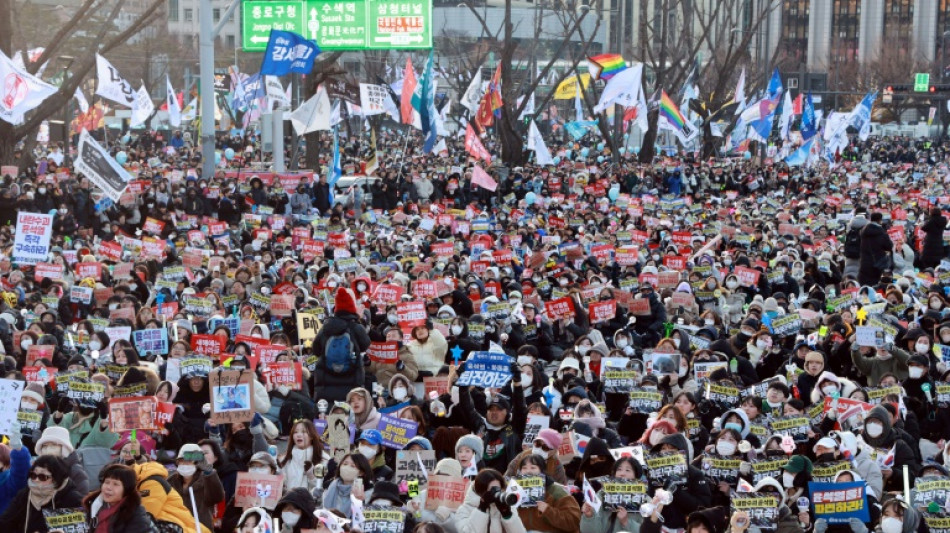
[
  {"xmin": 28, "ymin": 479, "xmax": 65, "ymax": 509},
  {"xmin": 94, "ymin": 499, "xmax": 124, "ymax": 533}
]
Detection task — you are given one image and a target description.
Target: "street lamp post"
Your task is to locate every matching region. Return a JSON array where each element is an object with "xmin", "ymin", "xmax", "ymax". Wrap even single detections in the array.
[{"xmin": 59, "ymin": 56, "xmax": 75, "ymax": 164}]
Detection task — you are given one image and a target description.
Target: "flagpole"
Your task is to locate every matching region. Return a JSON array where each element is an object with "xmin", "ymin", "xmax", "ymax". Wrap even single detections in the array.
[{"xmin": 394, "ymin": 125, "xmax": 412, "ymax": 182}]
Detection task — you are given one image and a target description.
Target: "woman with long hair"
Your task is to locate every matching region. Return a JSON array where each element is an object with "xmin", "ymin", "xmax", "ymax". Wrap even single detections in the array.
[
  {"xmin": 278, "ymin": 419, "xmax": 326, "ymax": 492},
  {"xmin": 455, "ymin": 468, "xmax": 527, "ymax": 533}
]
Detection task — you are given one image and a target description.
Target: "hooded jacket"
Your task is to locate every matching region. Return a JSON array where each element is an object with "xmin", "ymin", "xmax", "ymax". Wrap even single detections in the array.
[
  {"xmin": 347, "ymin": 387, "xmax": 382, "ymax": 430},
  {"xmin": 516, "ymin": 477, "xmax": 581, "ymax": 533},
  {"xmin": 312, "ymin": 299, "xmax": 372, "ymax": 403},
  {"xmin": 275, "ymin": 488, "xmax": 317, "ymax": 533},
  {"xmin": 862, "ymin": 406, "xmax": 919, "ymax": 492},
  {"xmin": 167, "ymin": 467, "xmax": 225, "ymax": 532},
  {"xmin": 135, "ymin": 462, "xmax": 209, "ymax": 533},
  {"xmin": 650, "ymin": 433, "xmax": 711, "ymax": 528}
]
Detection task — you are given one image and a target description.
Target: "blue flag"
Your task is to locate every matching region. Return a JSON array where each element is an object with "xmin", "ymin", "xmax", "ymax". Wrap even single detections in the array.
[
  {"xmin": 233, "ymin": 73, "xmax": 264, "ymax": 111},
  {"xmin": 784, "ymin": 137, "xmax": 816, "ymax": 166},
  {"xmin": 260, "ymin": 30, "xmax": 320, "ymax": 76},
  {"xmin": 767, "ymin": 68, "xmax": 783, "ymax": 99},
  {"xmin": 801, "ymin": 92, "xmax": 817, "ymax": 141},
  {"xmin": 329, "ymin": 127, "xmax": 342, "ymax": 186}
]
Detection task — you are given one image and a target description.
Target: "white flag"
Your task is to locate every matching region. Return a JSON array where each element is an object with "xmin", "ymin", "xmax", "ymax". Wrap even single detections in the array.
[
  {"xmin": 95, "ymin": 54, "xmax": 136, "ymax": 108},
  {"xmin": 594, "ymin": 63, "xmax": 643, "ymax": 113},
  {"xmin": 74, "ymin": 88, "xmax": 89, "ymax": 114},
  {"xmin": 359, "ymin": 83, "xmax": 393, "ymax": 116},
  {"xmin": 329, "ymin": 100, "xmax": 342, "ymax": 127},
  {"xmin": 528, "ymin": 120, "xmax": 553, "ymax": 166},
  {"xmin": 166, "ymin": 76, "xmax": 181, "ymax": 127},
  {"xmin": 634, "ymin": 83, "xmax": 649, "ymax": 132},
  {"xmin": 0, "ymin": 49, "xmax": 58, "ymax": 125},
  {"xmin": 460, "ymin": 67, "xmax": 483, "ymax": 113},
  {"xmin": 289, "ymin": 85, "xmax": 331, "ymax": 135},
  {"xmin": 779, "ymin": 89, "xmax": 793, "ymax": 141},
  {"xmin": 518, "ymin": 92, "xmax": 535, "ymax": 121},
  {"xmin": 265, "ymin": 76, "xmax": 289, "ymax": 111},
  {"xmin": 582, "ymin": 475, "xmax": 602, "ymax": 513},
  {"xmin": 734, "ymin": 68, "xmax": 746, "ymax": 114},
  {"xmin": 130, "ymin": 85, "xmax": 154, "ymax": 127},
  {"xmin": 181, "ymin": 97, "xmax": 197, "ymax": 121}
]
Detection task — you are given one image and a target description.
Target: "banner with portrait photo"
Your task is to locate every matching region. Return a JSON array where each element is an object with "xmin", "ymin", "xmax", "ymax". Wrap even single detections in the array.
[
  {"xmin": 209, "ymin": 369, "xmax": 254, "ymax": 424},
  {"xmin": 108, "ymin": 396, "xmax": 158, "ymax": 432}
]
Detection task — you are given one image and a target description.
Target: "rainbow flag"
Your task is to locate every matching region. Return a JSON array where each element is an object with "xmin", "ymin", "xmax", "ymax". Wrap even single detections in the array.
[
  {"xmin": 588, "ymin": 54, "xmax": 627, "ymax": 81},
  {"xmin": 659, "ymin": 90, "xmax": 686, "ymax": 128}
]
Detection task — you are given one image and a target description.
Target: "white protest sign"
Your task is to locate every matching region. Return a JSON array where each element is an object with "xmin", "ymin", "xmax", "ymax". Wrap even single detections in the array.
[
  {"xmin": 13, "ymin": 212, "xmax": 53, "ymax": 265},
  {"xmin": 0, "ymin": 379, "xmax": 25, "ymax": 435}
]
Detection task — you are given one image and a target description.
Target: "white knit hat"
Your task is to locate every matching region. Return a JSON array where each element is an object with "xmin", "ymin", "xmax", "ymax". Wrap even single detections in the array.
[{"xmin": 35, "ymin": 426, "xmax": 73, "ymax": 455}]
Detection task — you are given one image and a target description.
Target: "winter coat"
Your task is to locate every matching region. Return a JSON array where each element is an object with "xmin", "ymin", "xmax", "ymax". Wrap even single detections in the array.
[
  {"xmin": 516, "ymin": 478, "xmax": 581, "ymax": 533},
  {"xmin": 0, "ymin": 478, "xmax": 84, "ymax": 533},
  {"xmin": 862, "ymin": 406, "xmax": 919, "ymax": 492},
  {"xmin": 312, "ymin": 311, "xmax": 372, "ymax": 404},
  {"xmin": 851, "ymin": 346, "xmax": 911, "ymax": 385},
  {"xmin": 84, "ymin": 493, "xmax": 153, "ymax": 533},
  {"xmin": 455, "ymin": 483, "xmax": 528, "ymax": 533},
  {"xmin": 167, "ymin": 468, "xmax": 226, "ymax": 532},
  {"xmin": 275, "ymin": 488, "xmax": 317, "ymax": 533},
  {"xmin": 368, "ymin": 344, "xmax": 420, "ymax": 385},
  {"xmin": 921, "ymin": 214, "xmax": 948, "ymax": 268},
  {"xmin": 504, "ymin": 449, "xmax": 567, "ymax": 485},
  {"xmin": 408, "ymin": 329, "xmax": 450, "ymax": 375},
  {"xmin": 579, "ymin": 489, "xmax": 643, "ymax": 533},
  {"xmin": 459, "ymin": 383, "xmax": 528, "ymax": 473},
  {"xmin": 349, "ymin": 388, "xmax": 383, "ymax": 430},
  {"xmin": 851, "ymin": 448, "xmax": 884, "ymax": 500},
  {"xmin": 134, "ymin": 462, "xmax": 209, "ymax": 533},
  {"xmin": 289, "ymin": 192, "xmax": 312, "ymax": 214},
  {"xmin": 64, "ymin": 449, "xmax": 90, "ymax": 495},
  {"xmin": 49, "ymin": 412, "xmax": 119, "ymax": 449},
  {"xmin": 858, "ymin": 222, "xmax": 893, "ymax": 286},
  {"xmin": 0, "ymin": 447, "xmax": 29, "ymax": 515}
]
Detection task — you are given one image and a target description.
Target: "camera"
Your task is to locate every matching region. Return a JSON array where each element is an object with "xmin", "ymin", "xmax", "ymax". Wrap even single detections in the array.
[{"xmin": 488, "ymin": 488, "xmax": 519, "ymax": 507}]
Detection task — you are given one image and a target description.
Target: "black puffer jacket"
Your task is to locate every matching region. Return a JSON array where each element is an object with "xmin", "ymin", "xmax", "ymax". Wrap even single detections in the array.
[
  {"xmin": 275, "ymin": 488, "xmax": 317, "ymax": 533},
  {"xmin": 312, "ymin": 311, "xmax": 372, "ymax": 403}
]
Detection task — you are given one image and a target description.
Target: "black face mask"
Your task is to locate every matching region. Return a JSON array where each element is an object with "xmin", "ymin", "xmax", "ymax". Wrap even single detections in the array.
[
  {"xmin": 816, "ymin": 452, "xmax": 837, "ymax": 463},
  {"xmin": 765, "ymin": 449, "xmax": 786, "ymax": 457},
  {"xmin": 736, "ymin": 331, "xmax": 751, "ymax": 344}
]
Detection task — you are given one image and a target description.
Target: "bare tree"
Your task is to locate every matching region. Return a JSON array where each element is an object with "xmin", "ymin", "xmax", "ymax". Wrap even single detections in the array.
[{"xmin": 0, "ymin": 0, "xmax": 165, "ymax": 165}]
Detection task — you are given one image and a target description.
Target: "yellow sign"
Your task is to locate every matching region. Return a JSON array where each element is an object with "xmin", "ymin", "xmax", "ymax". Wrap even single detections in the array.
[{"xmin": 554, "ymin": 73, "xmax": 592, "ymax": 100}]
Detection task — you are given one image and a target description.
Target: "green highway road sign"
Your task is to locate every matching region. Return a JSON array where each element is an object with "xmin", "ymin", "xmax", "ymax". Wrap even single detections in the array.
[
  {"xmin": 242, "ymin": 1, "xmax": 307, "ymax": 51},
  {"xmin": 242, "ymin": 0, "xmax": 432, "ymax": 52},
  {"xmin": 914, "ymin": 72, "xmax": 930, "ymax": 92}
]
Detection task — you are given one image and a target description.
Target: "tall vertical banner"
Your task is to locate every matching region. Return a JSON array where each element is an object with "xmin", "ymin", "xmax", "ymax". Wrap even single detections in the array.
[
  {"xmin": 75, "ymin": 129, "xmax": 134, "ymax": 201},
  {"xmin": 13, "ymin": 212, "xmax": 53, "ymax": 264}
]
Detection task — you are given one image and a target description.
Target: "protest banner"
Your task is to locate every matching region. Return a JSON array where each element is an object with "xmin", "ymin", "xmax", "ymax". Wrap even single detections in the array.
[
  {"xmin": 769, "ymin": 416, "xmax": 811, "ymax": 443},
  {"xmin": 65, "ymin": 380, "xmax": 106, "ymax": 403},
  {"xmin": 262, "ymin": 361, "xmax": 302, "ymax": 390},
  {"xmin": 394, "ymin": 449, "xmax": 436, "ymax": 491},
  {"xmin": 153, "ymin": 401, "xmax": 176, "ymax": 428},
  {"xmin": 821, "ymin": 396, "xmax": 872, "ymax": 429},
  {"xmin": 512, "ymin": 474, "xmax": 546, "ymax": 507},
  {"xmin": 912, "ymin": 477, "xmax": 950, "ymax": 511},
  {"xmin": 112, "ymin": 382, "xmax": 148, "ymax": 398},
  {"xmin": 545, "ymin": 297, "xmax": 575, "ymax": 320},
  {"xmin": 69, "ymin": 286, "xmax": 93, "ymax": 305},
  {"xmin": 808, "ymin": 481, "xmax": 870, "ymax": 524},
  {"xmin": 423, "ymin": 376, "xmax": 451, "ymax": 398},
  {"xmin": 811, "ymin": 460, "xmax": 852, "ymax": 483},
  {"xmin": 770, "ymin": 313, "xmax": 802, "ymax": 337},
  {"xmin": 602, "ymin": 370, "xmax": 637, "ymax": 394},
  {"xmin": 133, "ymin": 328, "xmax": 169, "ymax": 356},
  {"xmin": 234, "ymin": 472, "xmax": 284, "ymax": 509},
  {"xmin": 368, "ymin": 341, "xmax": 399, "ymax": 364},
  {"xmin": 706, "ymin": 382, "xmax": 741, "ymax": 409},
  {"xmin": 455, "ymin": 352, "xmax": 512, "ymax": 388},
  {"xmin": 0, "ymin": 379, "xmax": 25, "ymax": 435},
  {"xmin": 377, "ymin": 414, "xmax": 419, "ymax": 449},
  {"xmin": 192, "ymin": 334, "xmax": 227, "ymax": 356},
  {"xmin": 25, "ymin": 345, "xmax": 55, "ymax": 366},
  {"xmin": 208, "ymin": 316, "xmax": 241, "ymax": 336},
  {"xmin": 625, "ymin": 388, "xmax": 663, "ymax": 415},
  {"xmin": 270, "ymin": 294, "xmax": 294, "ymax": 317},
  {"xmin": 589, "ymin": 300, "xmax": 617, "ymax": 323},
  {"xmin": 700, "ymin": 454, "xmax": 741, "ymax": 485},
  {"xmin": 108, "ymin": 396, "xmax": 158, "ymax": 432},
  {"xmin": 628, "ymin": 298, "xmax": 651, "ymax": 316},
  {"xmin": 522, "ymin": 414, "xmax": 550, "ymax": 447},
  {"xmin": 397, "ymin": 301, "xmax": 427, "ymax": 327},
  {"xmin": 645, "ymin": 451, "xmax": 688, "ymax": 488},
  {"xmin": 13, "ymin": 213, "xmax": 53, "ymax": 265},
  {"xmin": 361, "ymin": 507, "xmax": 407, "ymax": 533},
  {"xmin": 750, "ymin": 456, "xmax": 790, "ymax": 484},
  {"xmin": 296, "ymin": 311, "xmax": 321, "ymax": 341},
  {"xmin": 601, "ymin": 478, "xmax": 650, "ymax": 511},
  {"xmin": 42, "ymin": 508, "xmax": 88, "ymax": 533},
  {"xmin": 730, "ymin": 493, "xmax": 780, "ymax": 530},
  {"xmin": 254, "ymin": 344, "xmax": 288, "ymax": 365},
  {"xmin": 425, "ymin": 475, "xmax": 469, "ymax": 511},
  {"xmin": 34, "ymin": 262, "xmax": 64, "ymax": 282},
  {"xmin": 17, "ymin": 409, "xmax": 42, "ymax": 434},
  {"xmin": 209, "ymin": 369, "xmax": 254, "ymax": 425}
]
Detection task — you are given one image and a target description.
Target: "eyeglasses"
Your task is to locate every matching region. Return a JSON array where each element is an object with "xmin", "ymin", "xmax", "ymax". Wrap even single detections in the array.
[{"xmin": 29, "ymin": 472, "xmax": 52, "ymax": 482}]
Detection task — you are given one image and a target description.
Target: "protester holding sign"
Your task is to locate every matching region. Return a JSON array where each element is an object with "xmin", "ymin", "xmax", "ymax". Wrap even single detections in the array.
[
  {"xmin": 513, "ymin": 454, "xmax": 580, "ymax": 533},
  {"xmin": 0, "ymin": 455, "xmax": 84, "ymax": 533},
  {"xmin": 580, "ymin": 456, "xmax": 646, "ymax": 533},
  {"xmin": 166, "ymin": 443, "xmax": 225, "ymax": 532}
]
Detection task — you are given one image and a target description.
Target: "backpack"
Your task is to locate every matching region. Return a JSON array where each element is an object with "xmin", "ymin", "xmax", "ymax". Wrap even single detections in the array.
[
  {"xmin": 844, "ymin": 226, "xmax": 862, "ymax": 259},
  {"xmin": 137, "ymin": 475, "xmax": 186, "ymax": 533},
  {"xmin": 324, "ymin": 330, "xmax": 356, "ymax": 374}
]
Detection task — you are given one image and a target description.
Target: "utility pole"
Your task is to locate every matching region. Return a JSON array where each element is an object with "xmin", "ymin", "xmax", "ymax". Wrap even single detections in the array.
[{"xmin": 200, "ymin": 0, "xmax": 241, "ymax": 179}]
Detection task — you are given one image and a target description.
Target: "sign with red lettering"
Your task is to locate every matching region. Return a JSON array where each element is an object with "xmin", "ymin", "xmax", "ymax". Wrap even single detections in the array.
[
  {"xmin": 546, "ymin": 297, "xmax": 575, "ymax": 320},
  {"xmin": 615, "ymin": 247, "xmax": 639, "ymax": 266},
  {"xmin": 75, "ymin": 262, "xmax": 102, "ymax": 281},
  {"xmin": 97, "ymin": 241, "xmax": 123, "ymax": 262},
  {"xmin": 142, "ymin": 217, "xmax": 166, "ymax": 235},
  {"xmin": 397, "ymin": 301, "xmax": 426, "ymax": 327},
  {"xmin": 657, "ymin": 271, "xmax": 681, "ymax": 289},
  {"xmin": 33, "ymin": 262, "xmax": 63, "ymax": 282},
  {"xmin": 589, "ymin": 300, "xmax": 617, "ymax": 323},
  {"xmin": 412, "ymin": 280, "xmax": 438, "ymax": 299},
  {"xmin": 191, "ymin": 334, "xmax": 226, "ymax": 356},
  {"xmin": 368, "ymin": 341, "xmax": 399, "ymax": 364},
  {"xmin": 431, "ymin": 241, "xmax": 454, "ymax": 258},
  {"xmin": 26, "ymin": 345, "xmax": 56, "ymax": 366},
  {"xmin": 590, "ymin": 244, "xmax": 614, "ymax": 262},
  {"xmin": 262, "ymin": 361, "xmax": 302, "ymax": 389},
  {"xmin": 13, "ymin": 212, "xmax": 53, "ymax": 265},
  {"xmin": 253, "ymin": 344, "xmax": 288, "ymax": 365},
  {"xmin": 234, "ymin": 472, "xmax": 284, "ymax": 509},
  {"xmin": 628, "ymin": 298, "xmax": 651, "ymax": 316},
  {"xmin": 373, "ymin": 283, "xmax": 404, "ymax": 304},
  {"xmin": 734, "ymin": 266, "xmax": 761, "ymax": 287},
  {"xmin": 328, "ymin": 232, "xmax": 347, "ymax": 248},
  {"xmin": 269, "ymin": 294, "xmax": 294, "ymax": 317},
  {"xmin": 301, "ymin": 238, "xmax": 325, "ymax": 261},
  {"xmin": 425, "ymin": 475, "xmax": 470, "ymax": 511}
]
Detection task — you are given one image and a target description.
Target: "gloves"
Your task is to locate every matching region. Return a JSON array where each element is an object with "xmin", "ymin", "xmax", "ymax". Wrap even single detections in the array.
[
  {"xmin": 434, "ymin": 506, "xmax": 453, "ymax": 522},
  {"xmin": 249, "ymin": 413, "xmax": 264, "ymax": 435},
  {"xmin": 496, "ymin": 500, "xmax": 512, "ymax": 519},
  {"xmin": 8, "ymin": 429, "xmax": 21, "ymax": 450},
  {"xmin": 396, "ymin": 360, "xmax": 405, "ymax": 371},
  {"xmin": 98, "ymin": 400, "xmax": 109, "ymax": 419},
  {"xmin": 509, "ymin": 363, "xmax": 521, "ymax": 384},
  {"xmin": 814, "ymin": 518, "xmax": 828, "ymax": 533},
  {"xmin": 478, "ymin": 491, "xmax": 493, "ymax": 513},
  {"xmin": 849, "ymin": 518, "xmax": 867, "ymax": 533}
]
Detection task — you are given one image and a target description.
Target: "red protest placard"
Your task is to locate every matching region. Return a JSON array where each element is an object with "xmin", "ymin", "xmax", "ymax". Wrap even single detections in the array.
[
  {"xmin": 615, "ymin": 247, "xmax": 639, "ymax": 266},
  {"xmin": 424, "ymin": 376, "xmax": 451, "ymax": 397},
  {"xmin": 589, "ymin": 300, "xmax": 617, "ymax": 323},
  {"xmin": 234, "ymin": 473, "xmax": 284, "ymax": 509},
  {"xmin": 469, "ymin": 260, "xmax": 490, "ymax": 275},
  {"xmin": 373, "ymin": 283, "xmax": 404, "ymax": 305},
  {"xmin": 431, "ymin": 241, "xmax": 454, "ymax": 258},
  {"xmin": 734, "ymin": 266, "xmax": 761, "ymax": 287},
  {"xmin": 33, "ymin": 262, "xmax": 63, "ymax": 282},
  {"xmin": 328, "ymin": 232, "xmax": 347, "ymax": 248},
  {"xmin": 142, "ymin": 217, "xmax": 166, "ymax": 235},
  {"xmin": 154, "ymin": 401, "xmax": 176, "ymax": 428},
  {"xmin": 671, "ymin": 292, "xmax": 695, "ymax": 309},
  {"xmin": 367, "ymin": 341, "xmax": 399, "ymax": 364},
  {"xmin": 492, "ymin": 249, "xmax": 513, "ymax": 264},
  {"xmin": 26, "ymin": 345, "xmax": 56, "ymax": 365},
  {"xmin": 662, "ymin": 255, "xmax": 687, "ymax": 271},
  {"xmin": 628, "ymin": 298, "xmax": 651, "ymax": 316},
  {"xmin": 546, "ymin": 297, "xmax": 575, "ymax": 320},
  {"xmin": 75, "ymin": 262, "xmax": 102, "ymax": 280},
  {"xmin": 269, "ymin": 294, "xmax": 294, "ymax": 317},
  {"xmin": 412, "ymin": 280, "xmax": 438, "ymax": 299},
  {"xmin": 253, "ymin": 344, "xmax": 287, "ymax": 365},
  {"xmin": 191, "ymin": 334, "xmax": 226, "ymax": 356},
  {"xmin": 425, "ymin": 475, "xmax": 470, "ymax": 511},
  {"xmin": 590, "ymin": 244, "xmax": 614, "ymax": 262},
  {"xmin": 657, "ymin": 271, "xmax": 681, "ymax": 289},
  {"xmin": 397, "ymin": 301, "xmax": 426, "ymax": 327},
  {"xmin": 262, "ymin": 361, "xmax": 302, "ymax": 389},
  {"xmin": 98, "ymin": 241, "xmax": 123, "ymax": 262}
]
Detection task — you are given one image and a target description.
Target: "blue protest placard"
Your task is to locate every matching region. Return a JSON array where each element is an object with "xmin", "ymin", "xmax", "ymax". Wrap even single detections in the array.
[
  {"xmin": 132, "ymin": 328, "xmax": 168, "ymax": 356},
  {"xmin": 376, "ymin": 413, "xmax": 419, "ymax": 449},
  {"xmin": 455, "ymin": 351, "xmax": 512, "ymax": 388},
  {"xmin": 808, "ymin": 481, "xmax": 870, "ymax": 524},
  {"xmin": 260, "ymin": 30, "xmax": 320, "ymax": 76},
  {"xmin": 209, "ymin": 316, "xmax": 241, "ymax": 336}
]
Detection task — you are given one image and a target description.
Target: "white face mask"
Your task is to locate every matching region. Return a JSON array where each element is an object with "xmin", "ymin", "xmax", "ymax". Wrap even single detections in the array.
[
  {"xmin": 388, "ymin": 314, "xmax": 398, "ymax": 324},
  {"xmin": 909, "ymin": 367, "xmax": 925, "ymax": 379},
  {"xmin": 531, "ymin": 446, "xmax": 547, "ymax": 458},
  {"xmin": 20, "ymin": 339, "xmax": 32, "ymax": 350},
  {"xmin": 678, "ymin": 366, "xmax": 688, "ymax": 377},
  {"xmin": 916, "ymin": 342, "xmax": 930, "ymax": 354},
  {"xmin": 577, "ymin": 346, "xmax": 590, "ymax": 355},
  {"xmin": 21, "ymin": 400, "xmax": 38, "ymax": 410},
  {"xmin": 451, "ymin": 325, "xmax": 463, "ymax": 335},
  {"xmin": 822, "ymin": 385, "xmax": 838, "ymax": 396},
  {"xmin": 866, "ymin": 422, "xmax": 884, "ymax": 438},
  {"xmin": 705, "ymin": 319, "xmax": 715, "ymax": 326},
  {"xmin": 177, "ymin": 464, "xmax": 197, "ymax": 477},
  {"xmin": 392, "ymin": 387, "xmax": 408, "ymax": 401},
  {"xmin": 782, "ymin": 472, "xmax": 796, "ymax": 488},
  {"xmin": 942, "ymin": 334, "xmax": 950, "ymax": 344},
  {"xmin": 616, "ymin": 338, "xmax": 629, "ymax": 348},
  {"xmin": 88, "ymin": 340, "xmax": 101, "ymax": 351},
  {"xmin": 281, "ymin": 512, "xmax": 301, "ymax": 527},
  {"xmin": 726, "ymin": 280, "xmax": 739, "ymax": 289},
  {"xmin": 649, "ymin": 431, "xmax": 665, "ymax": 446},
  {"xmin": 756, "ymin": 339, "xmax": 769, "ymax": 349},
  {"xmin": 672, "ymin": 338, "xmax": 680, "ymax": 348},
  {"xmin": 716, "ymin": 440, "xmax": 737, "ymax": 456},
  {"xmin": 359, "ymin": 445, "xmax": 377, "ymax": 460},
  {"xmin": 932, "ymin": 301, "xmax": 942, "ymax": 310},
  {"xmin": 881, "ymin": 517, "xmax": 903, "ymax": 533},
  {"xmin": 249, "ymin": 466, "xmax": 271, "ymax": 474}
]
